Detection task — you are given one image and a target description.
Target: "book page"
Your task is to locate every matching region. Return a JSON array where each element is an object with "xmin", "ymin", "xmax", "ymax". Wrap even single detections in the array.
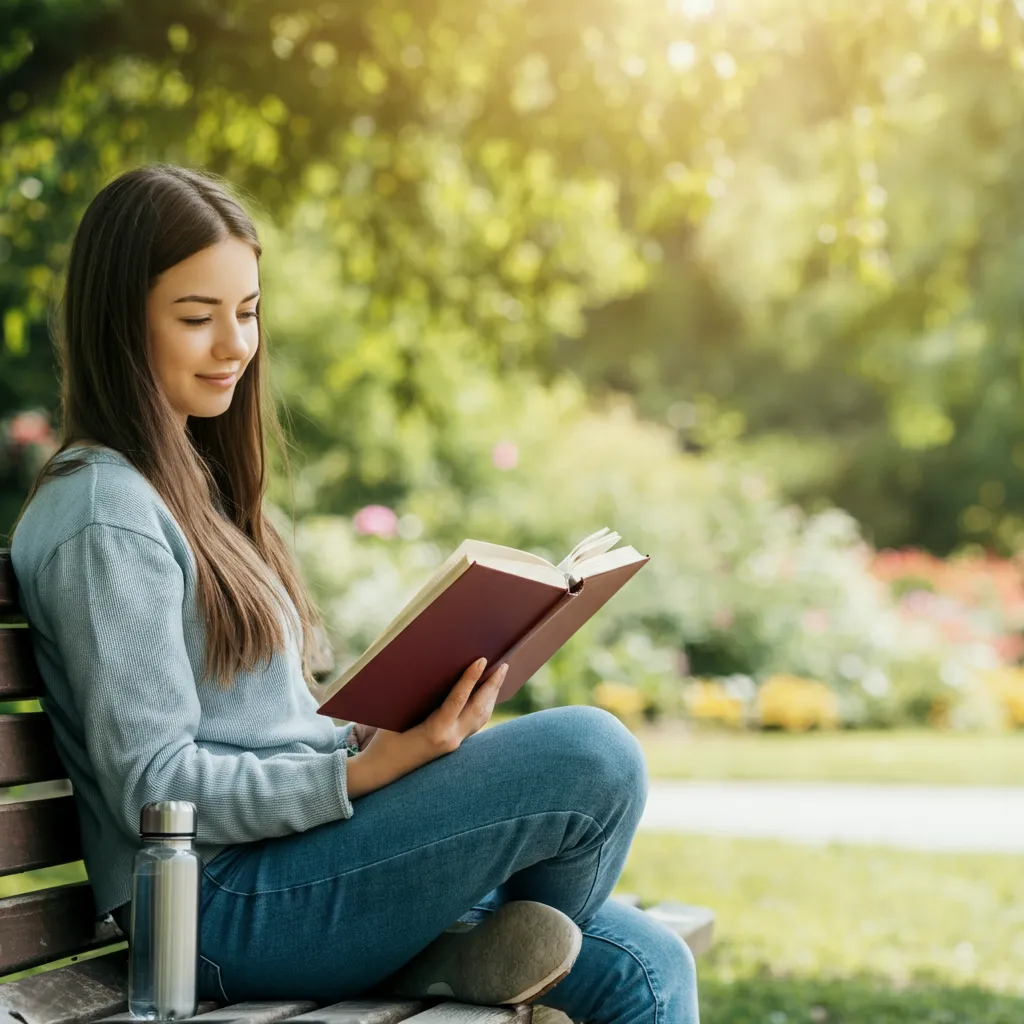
[
  {"xmin": 575, "ymin": 544, "xmax": 646, "ymax": 579},
  {"xmin": 474, "ymin": 554, "xmax": 567, "ymax": 588},
  {"xmin": 558, "ymin": 527, "xmax": 621, "ymax": 574},
  {"xmin": 456, "ymin": 539, "xmax": 555, "ymax": 569}
]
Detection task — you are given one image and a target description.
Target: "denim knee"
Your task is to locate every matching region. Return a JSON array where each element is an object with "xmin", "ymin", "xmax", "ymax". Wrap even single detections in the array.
[
  {"xmin": 528, "ymin": 705, "xmax": 649, "ymax": 811},
  {"xmin": 647, "ymin": 925, "xmax": 700, "ymax": 1023},
  {"xmin": 549, "ymin": 900, "xmax": 700, "ymax": 1024}
]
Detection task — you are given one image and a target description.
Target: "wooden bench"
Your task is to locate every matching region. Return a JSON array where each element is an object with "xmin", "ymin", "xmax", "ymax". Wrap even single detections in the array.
[{"xmin": 0, "ymin": 548, "xmax": 713, "ymax": 1024}]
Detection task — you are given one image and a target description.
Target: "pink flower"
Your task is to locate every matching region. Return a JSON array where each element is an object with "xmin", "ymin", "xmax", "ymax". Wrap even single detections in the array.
[
  {"xmin": 802, "ymin": 609, "xmax": 829, "ymax": 634},
  {"xmin": 352, "ymin": 504, "xmax": 398, "ymax": 539},
  {"xmin": 492, "ymin": 441, "xmax": 519, "ymax": 471},
  {"xmin": 9, "ymin": 411, "xmax": 52, "ymax": 446}
]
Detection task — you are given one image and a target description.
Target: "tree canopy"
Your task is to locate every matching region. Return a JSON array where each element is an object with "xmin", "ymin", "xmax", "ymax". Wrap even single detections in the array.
[{"xmin": 4, "ymin": 0, "xmax": 1024, "ymax": 550}]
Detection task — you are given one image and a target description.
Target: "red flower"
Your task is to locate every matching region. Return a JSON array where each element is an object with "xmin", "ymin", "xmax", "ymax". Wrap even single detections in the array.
[{"xmin": 9, "ymin": 411, "xmax": 52, "ymax": 446}]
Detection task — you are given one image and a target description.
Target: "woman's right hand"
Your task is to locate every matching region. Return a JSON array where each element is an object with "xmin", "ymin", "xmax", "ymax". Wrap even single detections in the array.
[{"xmin": 345, "ymin": 657, "xmax": 508, "ymax": 799}]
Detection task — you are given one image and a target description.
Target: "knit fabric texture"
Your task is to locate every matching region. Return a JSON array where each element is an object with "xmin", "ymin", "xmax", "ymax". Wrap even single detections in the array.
[{"xmin": 10, "ymin": 446, "xmax": 356, "ymax": 918}]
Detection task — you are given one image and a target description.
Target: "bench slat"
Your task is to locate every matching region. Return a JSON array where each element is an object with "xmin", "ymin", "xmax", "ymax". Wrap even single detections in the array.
[
  {"xmin": 288, "ymin": 1001, "xmax": 425, "ymax": 1024},
  {"xmin": 0, "ymin": 948, "xmax": 128, "ymax": 1024},
  {"xmin": 0, "ymin": 713, "xmax": 65, "ymax": 787},
  {"xmin": 0, "ymin": 884, "xmax": 120, "ymax": 975},
  {"xmin": 100, "ymin": 1001, "xmax": 313, "ymax": 1023},
  {"xmin": 97, "ymin": 1001, "xmax": 218, "ymax": 1021},
  {"xmin": 189, "ymin": 1003, "xmax": 320, "ymax": 1023},
  {"xmin": 405, "ymin": 1007, "xmax": 530, "ymax": 1024},
  {"xmin": 643, "ymin": 901, "xmax": 716, "ymax": 957},
  {"xmin": 0, "ymin": 550, "xmax": 18, "ymax": 616},
  {"xmin": 0, "ymin": 627, "xmax": 41, "ymax": 701},
  {"xmin": 0, "ymin": 796, "xmax": 82, "ymax": 876},
  {"xmin": 403, "ymin": 1006, "xmax": 531, "ymax": 1024}
]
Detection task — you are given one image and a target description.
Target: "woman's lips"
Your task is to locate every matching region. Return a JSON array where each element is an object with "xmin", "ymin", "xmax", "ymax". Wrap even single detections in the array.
[{"xmin": 196, "ymin": 374, "xmax": 237, "ymax": 388}]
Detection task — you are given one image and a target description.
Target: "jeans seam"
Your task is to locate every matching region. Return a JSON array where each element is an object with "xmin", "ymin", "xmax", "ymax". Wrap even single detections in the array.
[
  {"xmin": 202, "ymin": 808, "xmax": 604, "ymax": 898},
  {"xmin": 574, "ymin": 839, "xmax": 604, "ymax": 922},
  {"xmin": 199, "ymin": 954, "xmax": 230, "ymax": 1004},
  {"xmin": 578, "ymin": 928, "xmax": 661, "ymax": 1024}
]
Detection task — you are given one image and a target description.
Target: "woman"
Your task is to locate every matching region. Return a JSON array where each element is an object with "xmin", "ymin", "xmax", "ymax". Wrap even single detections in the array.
[{"xmin": 10, "ymin": 163, "xmax": 699, "ymax": 1022}]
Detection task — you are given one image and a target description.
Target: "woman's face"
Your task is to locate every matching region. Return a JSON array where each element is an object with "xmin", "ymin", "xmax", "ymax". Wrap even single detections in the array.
[{"xmin": 146, "ymin": 236, "xmax": 260, "ymax": 427}]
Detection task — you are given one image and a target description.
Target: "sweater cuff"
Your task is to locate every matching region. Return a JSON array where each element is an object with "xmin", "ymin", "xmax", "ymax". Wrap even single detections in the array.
[{"xmin": 334, "ymin": 747, "xmax": 355, "ymax": 818}]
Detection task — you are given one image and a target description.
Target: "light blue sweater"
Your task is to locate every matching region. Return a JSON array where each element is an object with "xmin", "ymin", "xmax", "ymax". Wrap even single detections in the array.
[{"xmin": 11, "ymin": 446, "xmax": 355, "ymax": 918}]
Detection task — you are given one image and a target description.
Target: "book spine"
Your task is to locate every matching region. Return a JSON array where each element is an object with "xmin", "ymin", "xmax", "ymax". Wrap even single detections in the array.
[{"xmin": 491, "ymin": 581, "xmax": 583, "ymax": 671}]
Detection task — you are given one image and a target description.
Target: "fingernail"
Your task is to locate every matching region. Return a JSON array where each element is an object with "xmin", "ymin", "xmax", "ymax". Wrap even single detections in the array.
[
  {"xmin": 500, "ymin": 663, "xmax": 509, "ymax": 676},
  {"xmin": 476, "ymin": 657, "xmax": 488, "ymax": 670}
]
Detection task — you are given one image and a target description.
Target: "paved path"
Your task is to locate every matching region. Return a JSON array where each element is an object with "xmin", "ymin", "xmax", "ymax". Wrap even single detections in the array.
[{"xmin": 640, "ymin": 781, "xmax": 1024, "ymax": 853}]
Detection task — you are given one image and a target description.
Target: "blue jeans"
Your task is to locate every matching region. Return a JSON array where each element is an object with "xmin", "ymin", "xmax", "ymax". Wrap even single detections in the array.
[{"xmin": 196, "ymin": 706, "xmax": 700, "ymax": 1024}]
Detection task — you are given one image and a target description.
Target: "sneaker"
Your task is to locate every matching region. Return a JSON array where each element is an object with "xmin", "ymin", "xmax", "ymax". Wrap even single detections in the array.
[{"xmin": 377, "ymin": 900, "xmax": 583, "ymax": 1005}]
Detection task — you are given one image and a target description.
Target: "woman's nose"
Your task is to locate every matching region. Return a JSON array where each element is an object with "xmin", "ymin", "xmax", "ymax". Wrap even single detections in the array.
[{"xmin": 213, "ymin": 320, "xmax": 252, "ymax": 360}]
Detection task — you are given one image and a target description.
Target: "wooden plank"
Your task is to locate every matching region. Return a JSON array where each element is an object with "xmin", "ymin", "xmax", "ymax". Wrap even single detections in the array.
[
  {"xmin": 0, "ymin": 550, "xmax": 18, "ymax": 615},
  {"xmin": 98, "ymin": 1001, "xmax": 218, "ymax": 1022},
  {"xmin": 0, "ymin": 884, "xmax": 120, "ymax": 975},
  {"xmin": 0, "ymin": 796, "xmax": 82, "ymax": 876},
  {"xmin": 404, "ymin": 1005, "xmax": 531, "ymax": 1024},
  {"xmin": 0, "ymin": 713, "xmax": 65, "ymax": 787},
  {"xmin": 190, "ymin": 1003, "xmax": 318, "ymax": 1023},
  {"xmin": 0, "ymin": 948, "xmax": 128, "ymax": 1024},
  {"xmin": 0, "ymin": 627, "xmax": 42, "ymax": 700},
  {"xmin": 530, "ymin": 1009, "xmax": 571, "ymax": 1024},
  {"xmin": 644, "ymin": 902, "xmax": 716, "ymax": 957},
  {"xmin": 287, "ymin": 1000, "xmax": 424, "ymax": 1024},
  {"xmin": 99, "ymin": 1002, "xmax": 311, "ymax": 1023}
]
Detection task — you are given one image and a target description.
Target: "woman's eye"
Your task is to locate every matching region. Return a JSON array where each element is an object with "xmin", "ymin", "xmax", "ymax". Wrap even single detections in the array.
[{"xmin": 181, "ymin": 312, "xmax": 258, "ymax": 326}]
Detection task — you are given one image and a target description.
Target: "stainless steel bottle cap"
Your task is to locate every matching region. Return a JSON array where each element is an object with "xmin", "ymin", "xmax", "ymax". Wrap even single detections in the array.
[{"xmin": 139, "ymin": 800, "xmax": 197, "ymax": 837}]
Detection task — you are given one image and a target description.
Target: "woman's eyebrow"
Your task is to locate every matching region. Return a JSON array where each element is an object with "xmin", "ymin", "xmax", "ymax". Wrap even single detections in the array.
[{"xmin": 173, "ymin": 290, "xmax": 260, "ymax": 305}]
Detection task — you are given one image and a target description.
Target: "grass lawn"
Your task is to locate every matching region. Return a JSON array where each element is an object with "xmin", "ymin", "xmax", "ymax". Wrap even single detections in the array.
[
  {"xmin": 620, "ymin": 832, "xmax": 1024, "ymax": 1023},
  {"xmin": 631, "ymin": 723, "xmax": 1024, "ymax": 786}
]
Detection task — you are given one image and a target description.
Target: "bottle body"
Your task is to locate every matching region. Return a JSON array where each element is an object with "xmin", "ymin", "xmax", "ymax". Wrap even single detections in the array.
[{"xmin": 128, "ymin": 806, "xmax": 200, "ymax": 1020}]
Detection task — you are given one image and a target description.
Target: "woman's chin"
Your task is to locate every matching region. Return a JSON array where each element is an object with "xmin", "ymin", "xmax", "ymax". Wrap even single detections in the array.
[{"xmin": 183, "ymin": 401, "xmax": 234, "ymax": 421}]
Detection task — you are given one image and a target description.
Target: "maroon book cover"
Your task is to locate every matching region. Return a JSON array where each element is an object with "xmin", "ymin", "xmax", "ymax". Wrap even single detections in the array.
[{"xmin": 317, "ymin": 557, "xmax": 648, "ymax": 732}]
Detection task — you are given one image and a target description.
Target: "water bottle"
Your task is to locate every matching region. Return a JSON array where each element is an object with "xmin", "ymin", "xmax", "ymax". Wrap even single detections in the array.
[{"xmin": 128, "ymin": 801, "xmax": 201, "ymax": 1020}]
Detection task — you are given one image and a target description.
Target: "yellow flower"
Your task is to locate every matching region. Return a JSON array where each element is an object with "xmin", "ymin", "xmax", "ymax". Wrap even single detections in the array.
[
  {"xmin": 981, "ymin": 666, "xmax": 1024, "ymax": 727},
  {"xmin": 757, "ymin": 674, "xmax": 839, "ymax": 732},
  {"xmin": 683, "ymin": 679, "xmax": 745, "ymax": 727},
  {"xmin": 593, "ymin": 681, "xmax": 648, "ymax": 725}
]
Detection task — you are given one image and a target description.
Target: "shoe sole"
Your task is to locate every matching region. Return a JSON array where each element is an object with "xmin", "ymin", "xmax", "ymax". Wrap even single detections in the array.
[{"xmin": 502, "ymin": 906, "xmax": 584, "ymax": 1005}]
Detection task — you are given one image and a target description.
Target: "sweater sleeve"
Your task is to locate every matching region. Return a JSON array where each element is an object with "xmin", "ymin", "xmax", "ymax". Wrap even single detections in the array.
[{"xmin": 38, "ymin": 522, "xmax": 354, "ymax": 845}]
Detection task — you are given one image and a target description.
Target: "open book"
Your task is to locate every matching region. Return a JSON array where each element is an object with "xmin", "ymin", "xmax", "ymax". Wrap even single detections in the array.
[{"xmin": 317, "ymin": 528, "xmax": 649, "ymax": 732}]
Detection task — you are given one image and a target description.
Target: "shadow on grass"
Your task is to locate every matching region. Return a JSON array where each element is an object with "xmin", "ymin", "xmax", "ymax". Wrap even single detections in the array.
[{"xmin": 700, "ymin": 971, "xmax": 1024, "ymax": 1024}]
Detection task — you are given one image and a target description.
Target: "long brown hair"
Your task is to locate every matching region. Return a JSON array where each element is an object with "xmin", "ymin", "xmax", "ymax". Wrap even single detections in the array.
[{"xmin": 16, "ymin": 163, "xmax": 324, "ymax": 688}]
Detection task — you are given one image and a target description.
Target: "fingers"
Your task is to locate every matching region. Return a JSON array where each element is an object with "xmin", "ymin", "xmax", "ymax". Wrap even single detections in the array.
[
  {"xmin": 436, "ymin": 656, "xmax": 488, "ymax": 725},
  {"xmin": 465, "ymin": 662, "xmax": 508, "ymax": 722}
]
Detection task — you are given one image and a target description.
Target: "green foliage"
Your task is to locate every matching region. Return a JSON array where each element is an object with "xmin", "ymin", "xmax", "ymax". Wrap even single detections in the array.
[
  {"xmin": 5, "ymin": 0, "xmax": 1024, "ymax": 555},
  {"xmin": 561, "ymin": 1, "xmax": 1024, "ymax": 554}
]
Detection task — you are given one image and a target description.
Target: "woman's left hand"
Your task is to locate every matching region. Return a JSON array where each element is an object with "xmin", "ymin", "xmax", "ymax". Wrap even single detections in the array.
[{"xmin": 351, "ymin": 722, "xmax": 378, "ymax": 751}]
